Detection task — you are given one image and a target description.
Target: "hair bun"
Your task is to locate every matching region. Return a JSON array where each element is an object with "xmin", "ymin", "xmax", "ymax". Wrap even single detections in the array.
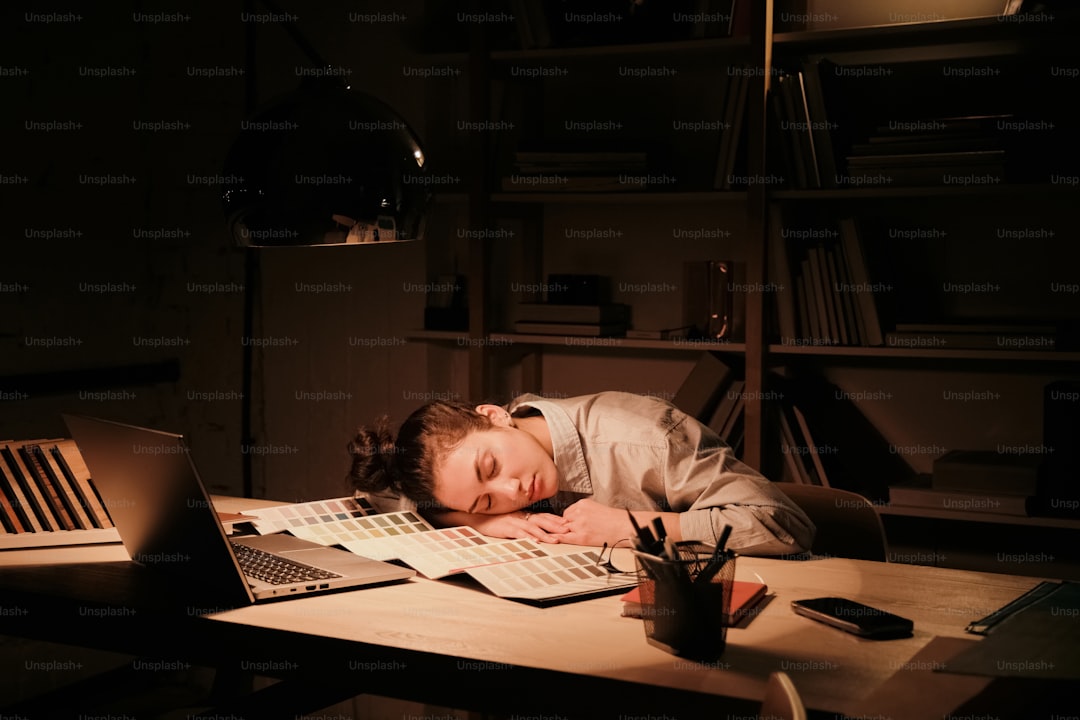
[{"xmin": 347, "ymin": 415, "xmax": 400, "ymax": 495}]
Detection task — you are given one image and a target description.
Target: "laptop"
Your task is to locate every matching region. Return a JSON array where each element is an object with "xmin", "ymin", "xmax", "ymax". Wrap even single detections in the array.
[{"xmin": 62, "ymin": 414, "xmax": 415, "ymax": 606}]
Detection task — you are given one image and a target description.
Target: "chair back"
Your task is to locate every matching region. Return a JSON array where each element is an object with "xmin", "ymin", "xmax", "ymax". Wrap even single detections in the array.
[
  {"xmin": 759, "ymin": 671, "xmax": 807, "ymax": 720},
  {"xmin": 776, "ymin": 483, "xmax": 888, "ymax": 562}
]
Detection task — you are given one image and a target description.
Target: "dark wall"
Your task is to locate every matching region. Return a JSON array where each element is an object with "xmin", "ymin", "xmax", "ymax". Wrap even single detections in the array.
[{"xmin": 2, "ymin": 1, "xmax": 431, "ymax": 496}]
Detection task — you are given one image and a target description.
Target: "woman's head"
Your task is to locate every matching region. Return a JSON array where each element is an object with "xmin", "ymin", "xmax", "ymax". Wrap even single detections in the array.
[{"xmin": 348, "ymin": 401, "xmax": 558, "ymax": 514}]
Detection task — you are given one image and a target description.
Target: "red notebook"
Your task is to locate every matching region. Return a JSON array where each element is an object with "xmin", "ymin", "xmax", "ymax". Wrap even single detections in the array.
[{"xmin": 620, "ymin": 580, "xmax": 768, "ymax": 623}]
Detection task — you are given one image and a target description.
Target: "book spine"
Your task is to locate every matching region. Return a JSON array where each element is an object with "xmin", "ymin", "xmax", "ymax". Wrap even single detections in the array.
[
  {"xmin": 838, "ymin": 218, "xmax": 884, "ymax": 346},
  {"xmin": 19, "ymin": 446, "xmax": 77, "ymax": 530},
  {"xmin": 2, "ymin": 445, "xmax": 54, "ymax": 531},
  {"xmin": 0, "ymin": 449, "xmax": 41, "ymax": 532},
  {"xmin": 30, "ymin": 445, "xmax": 92, "ymax": 530},
  {"xmin": 52, "ymin": 440, "xmax": 114, "ymax": 528}
]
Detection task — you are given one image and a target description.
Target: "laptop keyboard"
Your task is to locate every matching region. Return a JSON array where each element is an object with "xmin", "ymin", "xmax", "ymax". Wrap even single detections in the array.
[{"xmin": 232, "ymin": 542, "xmax": 343, "ymax": 585}]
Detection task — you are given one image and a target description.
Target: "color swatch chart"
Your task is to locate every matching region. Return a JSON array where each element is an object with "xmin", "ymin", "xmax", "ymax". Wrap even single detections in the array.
[
  {"xmin": 243, "ymin": 496, "xmax": 381, "ymax": 534},
  {"xmin": 343, "ymin": 527, "xmax": 546, "ymax": 578},
  {"xmin": 465, "ymin": 550, "xmax": 639, "ymax": 602}
]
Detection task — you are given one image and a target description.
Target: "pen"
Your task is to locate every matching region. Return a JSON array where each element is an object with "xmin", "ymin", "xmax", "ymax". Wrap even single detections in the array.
[
  {"xmin": 716, "ymin": 524, "xmax": 732, "ymax": 554},
  {"xmin": 627, "ymin": 510, "xmax": 656, "ymax": 553},
  {"xmin": 696, "ymin": 525, "xmax": 733, "ymax": 585}
]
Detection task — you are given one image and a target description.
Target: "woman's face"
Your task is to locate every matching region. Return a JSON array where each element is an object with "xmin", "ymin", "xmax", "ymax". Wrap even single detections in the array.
[{"xmin": 432, "ymin": 425, "xmax": 559, "ymax": 515}]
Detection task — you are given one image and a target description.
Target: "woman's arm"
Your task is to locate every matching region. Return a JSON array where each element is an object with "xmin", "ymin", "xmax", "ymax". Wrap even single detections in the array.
[
  {"xmin": 428, "ymin": 509, "xmax": 570, "ymax": 543},
  {"xmin": 663, "ymin": 418, "xmax": 816, "ymax": 555}
]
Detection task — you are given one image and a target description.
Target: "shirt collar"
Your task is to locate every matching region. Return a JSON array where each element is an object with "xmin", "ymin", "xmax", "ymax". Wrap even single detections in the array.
[{"xmin": 507, "ymin": 395, "xmax": 593, "ymax": 494}]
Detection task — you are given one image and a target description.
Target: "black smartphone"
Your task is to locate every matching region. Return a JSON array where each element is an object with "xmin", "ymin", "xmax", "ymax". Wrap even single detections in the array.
[{"xmin": 791, "ymin": 597, "xmax": 914, "ymax": 639}]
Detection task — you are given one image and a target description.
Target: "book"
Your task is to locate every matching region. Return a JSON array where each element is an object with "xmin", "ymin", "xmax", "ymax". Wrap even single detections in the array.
[
  {"xmin": 240, "ymin": 496, "xmax": 639, "ymax": 605},
  {"xmin": 672, "ymin": 352, "xmax": 736, "ymax": 422},
  {"xmin": 792, "ymin": 403, "xmax": 830, "ymax": 487},
  {"xmin": 691, "ymin": 0, "xmax": 738, "ymax": 38},
  {"xmin": 768, "ymin": 205, "xmax": 798, "ymax": 344},
  {"xmin": 768, "ymin": 73, "xmax": 800, "ymax": 189},
  {"xmin": 625, "ymin": 326, "xmax": 693, "ymax": 341},
  {"xmin": 807, "ymin": 247, "xmax": 834, "ymax": 344},
  {"xmin": 509, "ymin": 0, "xmax": 552, "ymax": 49},
  {"xmin": 822, "ymin": 243, "xmax": 849, "ymax": 345},
  {"xmin": 512, "ymin": 321, "xmax": 628, "ymax": 337},
  {"xmin": 829, "ymin": 239, "xmax": 860, "ymax": 346},
  {"xmin": 774, "ymin": 404, "xmax": 811, "ymax": 485},
  {"xmin": 775, "ymin": 374, "xmax": 915, "ymax": 501},
  {"xmin": 516, "ymin": 303, "xmax": 630, "ymax": 324},
  {"xmin": 838, "ymin": 217, "xmax": 885, "ymax": 346},
  {"xmin": 800, "ymin": 257, "xmax": 821, "ymax": 341},
  {"xmin": 708, "ymin": 380, "xmax": 744, "ymax": 438},
  {"xmin": 501, "ymin": 174, "xmax": 647, "ymax": 193},
  {"xmin": 719, "ymin": 392, "xmax": 745, "ymax": 445},
  {"xmin": 619, "ymin": 579, "xmax": 768, "ymax": 624},
  {"xmin": 776, "ymin": 0, "xmax": 1023, "ymax": 32},
  {"xmin": 884, "ymin": 331, "xmax": 1056, "ymax": 351},
  {"xmin": 965, "ymin": 580, "xmax": 1062, "ymax": 635},
  {"xmin": 800, "ymin": 61, "xmax": 837, "ymax": 187},
  {"xmin": 888, "ymin": 481, "xmax": 1033, "ymax": 516},
  {"xmin": 894, "ymin": 322, "xmax": 1058, "ymax": 334},
  {"xmin": 949, "ymin": 580, "xmax": 1080, "ymax": 681},
  {"xmin": 794, "ymin": 274, "xmax": 811, "ymax": 344},
  {"xmin": 774, "ymin": 72, "xmax": 809, "ymax": 189},
  {"xmin": 715, "ymin": 71, "xmax": 749, "ymax": 190},
  {"xmin": 932, "ymin": 450, "xmax": 1042, "ymax": 495}
]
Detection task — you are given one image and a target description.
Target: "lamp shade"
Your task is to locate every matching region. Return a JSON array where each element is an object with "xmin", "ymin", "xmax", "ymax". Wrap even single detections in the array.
[{"xmin": 222, "ymin": 79, "xmax": 430, "ymax": 247}]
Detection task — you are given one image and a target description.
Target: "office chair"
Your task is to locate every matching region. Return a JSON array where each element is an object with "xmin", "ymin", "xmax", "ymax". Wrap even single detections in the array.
[
  {"xmin": 776, "ymin": 483, "xmax": 889, "ymax": 562},
  {"xmin": 759, "ymin": 671, "xmax": 807, "ymax": 720}
]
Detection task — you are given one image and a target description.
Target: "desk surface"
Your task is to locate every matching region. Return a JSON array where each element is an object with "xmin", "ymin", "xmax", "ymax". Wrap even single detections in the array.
[{"xmin": 0, "ymin": 496, "xmax": 1058, "ymax": 719}]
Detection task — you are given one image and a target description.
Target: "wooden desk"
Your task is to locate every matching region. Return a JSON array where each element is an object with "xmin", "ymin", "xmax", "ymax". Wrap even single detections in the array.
[{"xmin": 0, "ymin": 497, "xmax": 1065, "ymax": 719}]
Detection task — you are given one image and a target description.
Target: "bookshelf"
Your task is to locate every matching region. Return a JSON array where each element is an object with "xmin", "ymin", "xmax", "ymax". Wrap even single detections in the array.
[
  {"xmin": 413, "ymin": 1, "xmax": 1080, "ymax": 573},
  {"xmin": 761, "ymin": 3, "xmax": 1080, "ymax": 576}
]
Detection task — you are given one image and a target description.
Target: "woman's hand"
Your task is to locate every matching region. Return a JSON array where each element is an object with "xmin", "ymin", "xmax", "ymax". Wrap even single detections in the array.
[
  {"xmin": 433, "ymin": 510, "xmax": 570, "ymax": 543},
  {"xmin": 558, "ymin": 499, "xmax": 637, "ymax": 547}
]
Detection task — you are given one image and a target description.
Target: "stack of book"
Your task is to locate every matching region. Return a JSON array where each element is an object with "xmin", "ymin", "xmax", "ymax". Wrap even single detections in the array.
[
  {"xmin": 712, "ymin": 67, "xmax": 750, "ymax": 190},
  {"xmin": 0, "ymin": 437, "xmax": 119, "ymax": 549},
  {"xmin": 767, "ymin": 374, "xmax": 913, "ymax": 501},
  {"xmin": 501, "ymin": 144, "xmax": 651, "ymax": 193},
  {"xmin": 884, "ymin": 323, "xmax": 1057, "ymax": 352},
  {"xmin": 844, "ymin": 114, "xmax": 1010, "ymax": 187},
  {"xmin": 509, "ymin": 0, "xmax": 749, "ymax": 50},
  {"xmin": 770, "ymin": 213, "xmax": 889, "ymax": 347},
  {"xmin": 513, "ymin": 302, "xmax": 630, "ymax": 337},
  {"xmin": 889, "ymin": 449, "xmax": 1044, "ymax": 517},
  {"xmin": 769, "ymin": 67, "xmax": 833, "ymax": 189},
  {"xmin": 773, "ymin": 401, "xmax": 830, "ymax": 487},
  {"xmin": 671, "ymin": 353, "xmax": 745, "ymax": 453}
]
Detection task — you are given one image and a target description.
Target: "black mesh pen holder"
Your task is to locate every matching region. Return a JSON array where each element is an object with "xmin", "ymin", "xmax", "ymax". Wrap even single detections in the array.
[{"xmin": 633, "ymin": 541, "xmax": 736, "ymax": 660}]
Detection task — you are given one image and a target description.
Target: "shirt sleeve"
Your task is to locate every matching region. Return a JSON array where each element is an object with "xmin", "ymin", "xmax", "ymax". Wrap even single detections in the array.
[{"xmin": 664, "ymin": 410, "xmax": 816, "ymax": 556}]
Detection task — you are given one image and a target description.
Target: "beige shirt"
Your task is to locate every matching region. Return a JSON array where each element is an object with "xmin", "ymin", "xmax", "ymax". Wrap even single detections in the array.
[{"xmin": 507, "ymin": 391, "xmax": 816, "ymax": 556}]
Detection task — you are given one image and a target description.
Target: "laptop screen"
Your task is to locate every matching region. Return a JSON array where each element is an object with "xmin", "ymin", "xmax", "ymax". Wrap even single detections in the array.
[{"xmin": 63, "ymin": 414, "xmax": 254, "ymax": 607}]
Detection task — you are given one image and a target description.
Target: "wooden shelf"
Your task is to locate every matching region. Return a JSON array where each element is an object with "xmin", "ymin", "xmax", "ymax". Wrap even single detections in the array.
[
  {"xmin": 490, "ymin": 36, "xmax": 749, "ymax": 62},
  {"xmin": 490, "ymin": 191, "xmax": 748, "ymax": 204},
  {"xmin": 407, "ymin": 331, "xmax": 746, "ymax": 353},
  {"xmin": 773, "ymin": 15, "xmax": 1058, "ymax": 52},
  {"xmin": 771, "ymin": 183, "xmax": 1075, "ymax": 202},
  {"xmin": 767, "ymin": 345, "xmax": 1080, "ymax": 363},
  {"xmin": 879, "ymin": 504, "xmax": 1080, "ymax": 530}
]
